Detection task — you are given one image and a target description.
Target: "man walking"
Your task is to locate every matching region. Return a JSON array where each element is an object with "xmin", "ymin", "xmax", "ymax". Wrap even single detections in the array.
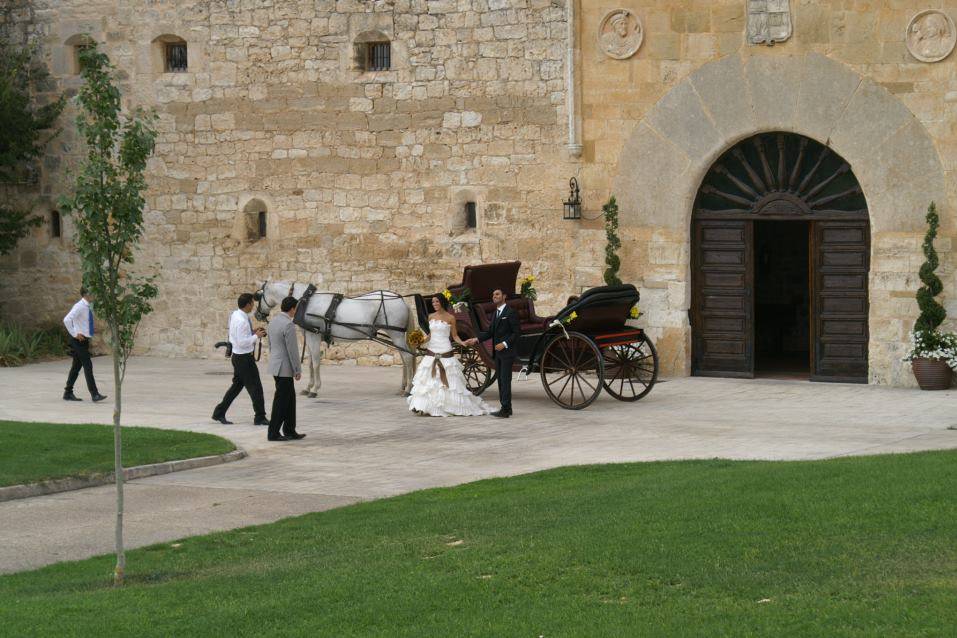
[
  {"xmin": 267, "ymin": 296, "xmax": 305, "ymax": 441},
  {"xmin": 212, "ymin": 293, "xmax": 268, "ymax": 425},
  {"xmin": 63, "ymin": 287, "xmax": 107, "ymax": 402}
]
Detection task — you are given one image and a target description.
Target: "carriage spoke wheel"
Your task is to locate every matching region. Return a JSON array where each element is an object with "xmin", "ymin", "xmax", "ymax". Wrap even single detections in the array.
[
  {"xmin": 540, "ymin": 331, "xmax": 604, "ymax": 410},
  {"xmin": 456, "ymin": 345, "xmax": 493, "ymax": 395},
  {"xmin": 601, "ymin": 335, "xmax": 659, "ymax": 402}
]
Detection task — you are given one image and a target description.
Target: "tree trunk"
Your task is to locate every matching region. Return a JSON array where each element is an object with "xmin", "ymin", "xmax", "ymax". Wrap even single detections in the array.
[{"xmin": 111, "ymin": 332, "xmax": 125, "ymax": 586}]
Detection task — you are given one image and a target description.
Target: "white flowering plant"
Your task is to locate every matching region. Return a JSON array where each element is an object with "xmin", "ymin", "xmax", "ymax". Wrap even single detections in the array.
[{"xmin": 902, "ymin": 329, "xmax": 957, "ymax": 369}]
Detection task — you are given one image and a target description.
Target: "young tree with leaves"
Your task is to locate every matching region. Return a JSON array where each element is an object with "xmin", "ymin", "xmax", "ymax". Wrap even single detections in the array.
[
  {"xmin": 603, "ymin": 196, "xmax": 622, "ymax": 286},
  {"xmin": 0, "ymin": 41, "xmax": 64, "ymax": 254},
  {"xmin": 59, "ymin": 44, "xmax": 157, "ymax": 586}
]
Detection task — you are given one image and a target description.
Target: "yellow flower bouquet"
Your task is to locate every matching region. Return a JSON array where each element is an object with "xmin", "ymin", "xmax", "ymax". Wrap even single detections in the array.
[
  {"xmin": 406, "ymin": 328, "xmax": 427, "ymax": 351},
  {"xmin": 520, "ymin": 274, "xmax": 537, "ymax": 300}
]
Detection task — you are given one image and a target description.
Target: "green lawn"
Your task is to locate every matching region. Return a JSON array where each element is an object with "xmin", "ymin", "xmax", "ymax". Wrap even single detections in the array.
[
  {"xmin": 0, "ymin": 421, "xmax": 235, "ymax": 487},
  {"xmin": 1, "ymin": 451, "xmax": 956, "ymax": 636}
]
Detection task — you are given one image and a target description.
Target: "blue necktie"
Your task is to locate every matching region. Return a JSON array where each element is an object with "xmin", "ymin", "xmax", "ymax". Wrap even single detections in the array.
[
  {"xmin": 247, "ymin": 315, "xmax": 253, "ymax": 333},
  {"xmin": 88, "ymin": 309, "xmax": 94, "ymax": 337}
]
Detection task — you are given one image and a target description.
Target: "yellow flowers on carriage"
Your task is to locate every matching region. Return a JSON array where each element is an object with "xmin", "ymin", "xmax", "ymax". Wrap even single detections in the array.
[{"xmin": 520, "ymin": 274, "xmax": 537, "ymax": 300}]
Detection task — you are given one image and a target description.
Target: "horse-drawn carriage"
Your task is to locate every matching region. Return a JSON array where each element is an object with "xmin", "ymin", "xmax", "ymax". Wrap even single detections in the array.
[
  {"xmin": 251, "ymin": 261, "xmax": 658, "ymax": 409},
  {"xmin": 414, "ymin": 262, "xmax": 659, "ymax": 410}
]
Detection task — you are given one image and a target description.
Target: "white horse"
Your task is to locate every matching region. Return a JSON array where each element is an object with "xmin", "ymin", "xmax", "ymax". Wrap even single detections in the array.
[{"xmin": 253, "ymin": 281, "xmax": 416, "ymax": 397}]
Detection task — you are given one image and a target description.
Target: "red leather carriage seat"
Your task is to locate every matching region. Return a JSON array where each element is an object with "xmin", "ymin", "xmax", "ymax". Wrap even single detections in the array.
[{"xmin": 476, "ymin": 297, "xmax": 547, "ymax": 334}]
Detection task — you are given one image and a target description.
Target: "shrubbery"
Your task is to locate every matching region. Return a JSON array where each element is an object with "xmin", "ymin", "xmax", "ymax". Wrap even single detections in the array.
[{"xmin": 0, "ymin": 322, "xmax": 68, "ymax": 366}]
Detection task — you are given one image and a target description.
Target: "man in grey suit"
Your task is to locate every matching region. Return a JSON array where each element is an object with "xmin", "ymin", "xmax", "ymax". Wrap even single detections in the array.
[{"xmin": 266, "ymin": 296, "xmax": 305, "ymax": 441}]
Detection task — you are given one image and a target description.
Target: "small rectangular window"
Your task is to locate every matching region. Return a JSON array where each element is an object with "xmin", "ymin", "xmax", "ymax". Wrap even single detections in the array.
[
  {"xmin": 257, "ymin": 211, "xmax": 267, "ymax": 238},
  {"xmin": 465, "ymin": 202, "xmax": 477, "ymax": 229},
  {"xmin": 75, "ymin": 44, "xmax": 94, "ymax": 74},
  {"xmin": 366, "ymin": 42, "xmax": 391, "ymax": 72},
  {"xmin": 165, "ymin": 43, "xmax": 188, "ymax": 73},
  {"xmin": 51, "ymin": 211, "xmax": 61, "ymax": 238}
]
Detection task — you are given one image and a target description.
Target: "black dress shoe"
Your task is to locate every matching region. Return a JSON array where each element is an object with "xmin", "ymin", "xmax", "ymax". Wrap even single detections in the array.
[
  {"xmin": 91, "ymin": 394, "xmax": 108, "ymax": 402},
  {"xmin": 63, "ymin": 393, "xmax": 83, "ymax": 401},
  {"xmin": 254, "ymin": 417, "xmax": 270, "ymax": 426},
  {"xmin": 285, "ymin": 433, "xmax": 306, "ymax": 440},
  {"xmin": 267, "ymin": 435, "xmax": 289, "ymax": 441},
  {"xmin": 212, "ymin": 414, "xmax": 233, "ymax": 425},
  {"xmin": 490, "ymin": 409, "xmax": 512, "ymax": 418}
]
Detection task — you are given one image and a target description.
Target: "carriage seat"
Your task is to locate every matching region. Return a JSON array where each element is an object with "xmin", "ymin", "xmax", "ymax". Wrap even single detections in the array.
[{"xmin": 475, "ymin": 297, "xmax": 547, "ymax": 334}]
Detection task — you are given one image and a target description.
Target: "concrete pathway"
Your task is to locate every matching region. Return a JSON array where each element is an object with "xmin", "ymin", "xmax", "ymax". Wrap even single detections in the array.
[{"xmin": 1, "ymin": 356, "xmax": 956, "ymax": 573}]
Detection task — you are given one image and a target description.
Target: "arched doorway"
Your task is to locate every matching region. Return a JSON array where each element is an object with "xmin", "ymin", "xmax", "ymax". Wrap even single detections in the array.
[{"xmin": 691, "ymin": 132, "xmax": 870, "ymax": 383}]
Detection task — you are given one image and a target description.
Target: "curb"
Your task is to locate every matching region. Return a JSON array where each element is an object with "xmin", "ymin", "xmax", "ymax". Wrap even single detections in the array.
[{"xmin": 0, "ymin": 447, "xmax": 247, "ymax": 503}]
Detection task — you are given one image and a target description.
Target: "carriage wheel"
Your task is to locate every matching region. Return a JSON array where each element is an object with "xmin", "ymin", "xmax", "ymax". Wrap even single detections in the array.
[
  {"xmin": 540, "ymin": 331, "xmax": 604, "ymax": 410},
  {"xmin": 601, "ymin": 335, "xmax": 659, "ymax": 402},
  {"xmin": 456, "ymin": 345, "xmax": 494, "ymax": 395}
]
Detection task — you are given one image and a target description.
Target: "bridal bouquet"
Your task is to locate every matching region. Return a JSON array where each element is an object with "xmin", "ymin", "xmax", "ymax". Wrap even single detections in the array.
[{"xmin": 407, "ymin": 328, "xmax": 427, "ymax": 351}]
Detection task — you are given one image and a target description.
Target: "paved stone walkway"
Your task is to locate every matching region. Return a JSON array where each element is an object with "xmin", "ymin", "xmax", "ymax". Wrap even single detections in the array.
[{"xmin": 1, "ymin": 356, "xmax": 956, "ymax": 573}]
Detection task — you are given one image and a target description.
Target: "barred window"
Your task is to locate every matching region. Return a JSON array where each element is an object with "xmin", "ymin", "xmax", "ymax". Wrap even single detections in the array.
[
  {"xmin": 165, "ymin": 42, "xmax": 187, "ymax": 72},
  {"xmin": 366, "ymin": 42, "xmax": 391, "ymax": 71}
]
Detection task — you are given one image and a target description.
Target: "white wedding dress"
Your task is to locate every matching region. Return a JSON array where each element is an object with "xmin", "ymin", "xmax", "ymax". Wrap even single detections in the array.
[{"xmin": 407, "ymin": 320, "xmax": 491, "ymax": 416}]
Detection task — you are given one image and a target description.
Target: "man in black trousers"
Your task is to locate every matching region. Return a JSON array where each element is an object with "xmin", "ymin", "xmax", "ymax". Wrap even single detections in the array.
[
  {"xmin": 266, "ymin": 296, "xmax": 305, "ymax": 441},
  {"xmin": 212, "ymin": 293, "xmax": 268, "ymax": 425},
  {"xmin": 62, "ymin": 287, "xmax": 107, "ymax": 402},
  {"xmin": 466, "ymin": 288, "xmax": 521, "ymax": 418}
]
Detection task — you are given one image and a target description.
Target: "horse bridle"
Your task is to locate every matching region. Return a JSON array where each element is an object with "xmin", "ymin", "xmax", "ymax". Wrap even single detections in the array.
[{"xmin": 253, "ymin": 280, "xmax": 297, "ymax": 321}]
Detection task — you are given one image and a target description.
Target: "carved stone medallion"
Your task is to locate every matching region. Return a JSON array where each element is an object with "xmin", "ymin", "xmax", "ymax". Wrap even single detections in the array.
[
  {"xmin": 906, "ymin": 10, "xmax": 957, "ymax": 63},
  {"xmin": 747, "ymin": 0, "xmax": 792, "ymax": 46},
  {"xmin": 597, "ymin": 9, "xmax": 643, "ymax": 60}
]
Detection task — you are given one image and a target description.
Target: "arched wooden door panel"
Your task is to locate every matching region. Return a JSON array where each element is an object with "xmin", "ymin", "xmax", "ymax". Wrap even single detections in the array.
[{"xmin": 691, "ymin": 133, "xmax": 869, "ymax": 383}]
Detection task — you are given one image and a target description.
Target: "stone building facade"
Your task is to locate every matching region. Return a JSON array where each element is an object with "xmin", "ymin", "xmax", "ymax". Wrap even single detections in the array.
[{"xmin": 2, "ymin": 0, "xmax": 956, "ymax": 386}]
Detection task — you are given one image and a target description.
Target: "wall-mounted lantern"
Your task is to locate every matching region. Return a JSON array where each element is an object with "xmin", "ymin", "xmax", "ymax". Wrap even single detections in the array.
[{"xmin": 563, "ymin": 177, "xmax": 582, "ymax": 220}]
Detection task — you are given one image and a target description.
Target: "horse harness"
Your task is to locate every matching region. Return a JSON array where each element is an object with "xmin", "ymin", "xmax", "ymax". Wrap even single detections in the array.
[{"xmin": 290, "ymin": 283, "xmax": 414, "ymax": 355}]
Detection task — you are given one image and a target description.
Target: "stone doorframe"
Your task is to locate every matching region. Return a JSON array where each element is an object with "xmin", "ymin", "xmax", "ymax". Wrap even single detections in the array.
[{"xmin": 612, "ymin": 52, "xmax": 948, "ymax": 385}]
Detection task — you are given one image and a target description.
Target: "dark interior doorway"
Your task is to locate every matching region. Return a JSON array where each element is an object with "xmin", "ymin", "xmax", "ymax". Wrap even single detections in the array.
[{"xmin": 754, "ymin": 220, "xmax": 809, "ymax": 377}]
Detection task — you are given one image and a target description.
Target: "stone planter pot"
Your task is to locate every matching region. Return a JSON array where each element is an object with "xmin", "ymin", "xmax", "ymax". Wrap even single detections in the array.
[{"xmin": 911, "ymin": 358, "xmax": 953, "ymax": 390}]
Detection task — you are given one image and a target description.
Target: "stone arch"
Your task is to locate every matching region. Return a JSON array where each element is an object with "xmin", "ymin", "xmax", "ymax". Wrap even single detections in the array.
[
  {"xmin": 449, "ymin": 187, "xmax": 482, "ymax": 236},
  {"xmin": 353, "ymin": 30, "xmax": 392, "ymax": 72},
  {"xmin": 612, "ymin": 52, "xmax": 949, "ymax": 385},
  {"xmin": 232, "ymin": 196, "xmax": 274, "ymax": 244},
  {"xmin": 64, "ymin": 34, "xmax": 96, "ymax": 74},
  {"xmin": 151, "ymin": 34, "xmax": 188, "ymax": 73}
]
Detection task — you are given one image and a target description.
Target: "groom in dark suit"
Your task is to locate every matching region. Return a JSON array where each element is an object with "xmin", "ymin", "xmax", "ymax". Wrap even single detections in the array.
[{"xmin": 467, "ymin": 289, "xmax": 521, "ymax": 418}]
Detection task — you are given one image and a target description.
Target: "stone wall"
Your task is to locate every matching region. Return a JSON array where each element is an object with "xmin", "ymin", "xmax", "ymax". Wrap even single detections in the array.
[
  {"xmin": 573, "ymin": 1, "xmax": 957, "ymax": 385},
  {"xmin": 0, "ymin": 0, "xmax": 587, "ymax": 363},
  {"xmin": 3, "ymin": 0, "xmax": 956, "ymax": 386}
]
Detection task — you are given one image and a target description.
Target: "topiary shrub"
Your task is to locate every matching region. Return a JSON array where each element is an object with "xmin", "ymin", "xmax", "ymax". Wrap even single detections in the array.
[
  {"xmin": 603, "ymin": 196, "xmax": 622, "ymax": 286},
  {"xmin": 915, "ymin": 201, "xmax": 946, "ymax": 334}
]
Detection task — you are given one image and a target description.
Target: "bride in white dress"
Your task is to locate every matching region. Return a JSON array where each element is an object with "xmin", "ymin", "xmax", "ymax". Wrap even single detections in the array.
[{"xmin": 407, "ymin": 295, "xmax": 491, "ymax": 416}]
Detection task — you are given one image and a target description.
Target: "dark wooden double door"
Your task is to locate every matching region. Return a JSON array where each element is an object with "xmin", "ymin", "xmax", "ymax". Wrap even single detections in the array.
[{"xmin": 691, "ymin": 219, "xmax": 869, "ymax": 382}]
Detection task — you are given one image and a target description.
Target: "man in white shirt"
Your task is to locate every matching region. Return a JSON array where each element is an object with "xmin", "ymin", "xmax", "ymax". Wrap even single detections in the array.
[
  {"xmin": 63, "ymin": 287, "xmax": 106, "ymax": 402},
  {"xmin": 212, "ymin": 293, "xmax": 268, "ymax": 425}
]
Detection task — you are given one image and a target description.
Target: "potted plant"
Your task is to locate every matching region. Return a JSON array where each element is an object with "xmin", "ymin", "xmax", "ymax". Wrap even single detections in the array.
[{"xmin": 904, "ymin": 202, "xmax": 955, "ymax": 390}]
